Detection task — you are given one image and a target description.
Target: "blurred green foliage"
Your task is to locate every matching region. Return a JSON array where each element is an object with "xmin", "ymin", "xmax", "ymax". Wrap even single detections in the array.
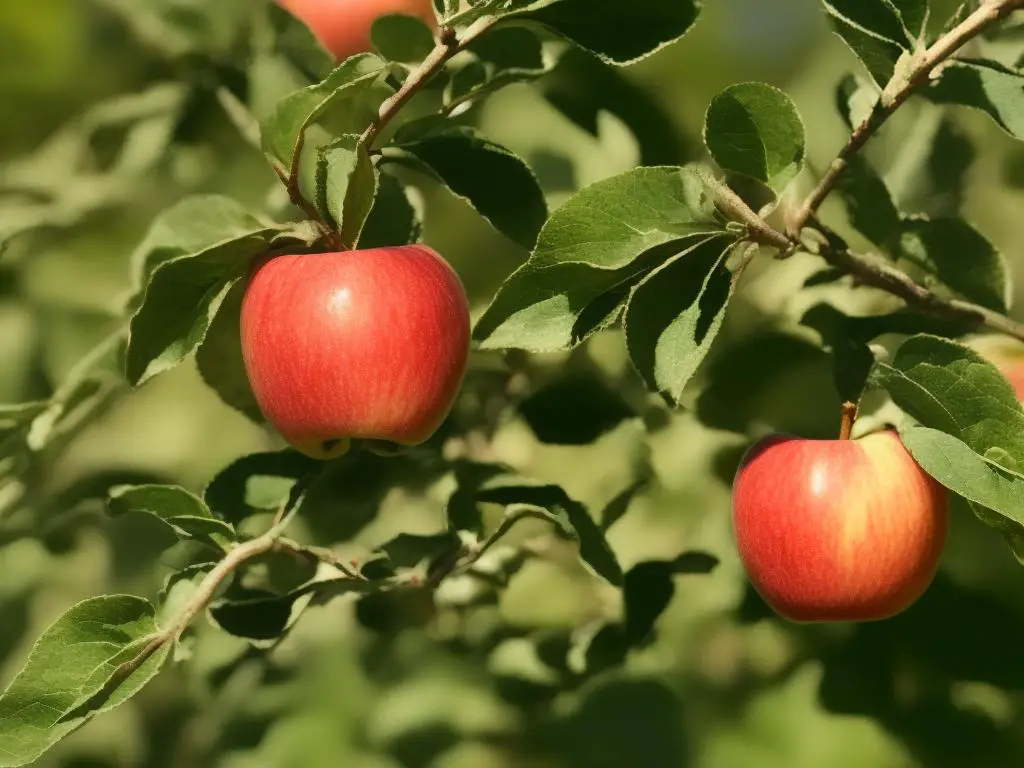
[{"xmin": 3, "ymin": 1, "xmax": 1024, "ymax": 767}]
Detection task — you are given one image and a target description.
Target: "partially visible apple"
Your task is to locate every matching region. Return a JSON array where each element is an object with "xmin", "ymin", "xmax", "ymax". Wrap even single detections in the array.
[
  {"xmin": 968, "ymin": 335, "xmax": 1024, "ymax": 400},
  {"xmin": 731, "ymin": 429, "xmax": 948, "ymax": 622},
  {"xmin": 276, "ymin": 0, "xmax": 436, "ymax": 60},
  {"xmin": 240, "ymin": 245, "xmax": 470, "ymax": 460}
]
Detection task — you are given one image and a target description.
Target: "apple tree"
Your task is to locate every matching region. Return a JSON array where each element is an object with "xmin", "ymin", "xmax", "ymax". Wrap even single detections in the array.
[{"xmin": 3, "ymin": 0, "xmax": 1024, "ymax": 765}]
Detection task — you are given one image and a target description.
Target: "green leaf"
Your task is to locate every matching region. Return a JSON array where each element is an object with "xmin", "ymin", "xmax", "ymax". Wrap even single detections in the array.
[
  {"xmin": 623, "ymin": 237, "xmax": 737, "ymax": 402},
  {"xmin": 389, "ymin": 126, "xmax": 547, "ymax": 249},
  {"xmin": 371, "ymin": 13, "xmax": 435, "ymax": 63},
  {"xmin": 868, "ymin": 335, "xmax": 1024, "ymax": 526},
  {"xmin": 129, "ymin": 195, "xmax": 269, "ymax": 286},
  {"xmin": 357, "ymin": 172, "xmax": 423, "ymax": 249},
  {"xmin": 514, "ymin": 0, "xmax": 701, "ymax": 65},
  {"xmin": 315, "ymin": 134, "xmax": 378, "ymax": 248},
  {"xmin": 474, "ymin": 167, "xmax": 725, "ymax": 352},
  {"xmin": 835, "ymin": 155, "xmax": 901, "ymax": 251},
  {"xmin": 925, "ymin": 58, "xmax": 1024, "ymax": 141},
  {"xmin": 477, "ymin": 482, "xmax": 623, "ymax": 586},
  {"xmin": 869, "ymin": 335, "xmax": 1024, "ymax": 448},
  {"xmin": 107, "ymin": 484, "xmax": 235, "ymax": 550},
  {"xmin": 704, "ymin": 83, "xmax": 806, "ymax": 192},
  {"xmin": 125, "ymin": 228, "xmax": 282, "ymax": 386},
  {"xmin": 204, "ymin": 450, "xmax": 319, "ymax": 525},
  {"xmin": 0, "ymin": 595, "xmax": 169, "ymax": 768},
  {"xmin": 898, "ymin": 216, "xmax": 1010, "ymax": 312},
  {"xmin": 260, "ymin": 53, "xmax": 389, "ymax": 169},
  {"xmin": 900, "ymin": 426, "xmax": 1024, "ymax": 527},
  {"xmin": 195, "ymin": 280, "xmax": 263, "ymax": 424},
  {"xmin": 822, "ymin": 0, "xmax": 916, "ymax": 85}
]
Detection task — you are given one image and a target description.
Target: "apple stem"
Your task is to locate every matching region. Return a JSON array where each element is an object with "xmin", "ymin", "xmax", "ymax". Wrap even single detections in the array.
[{"xmin": 839, "ymin": 401, "xmax": 857, "ymax": 441}]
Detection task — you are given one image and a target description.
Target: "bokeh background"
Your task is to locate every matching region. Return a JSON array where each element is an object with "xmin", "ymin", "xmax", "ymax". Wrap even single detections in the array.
[{"xmin": 3, "ymin": 1, "xmax": 1024, "ymax": 766}]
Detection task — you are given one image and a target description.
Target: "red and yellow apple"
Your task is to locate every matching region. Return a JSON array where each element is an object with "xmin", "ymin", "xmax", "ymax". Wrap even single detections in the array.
[
  {"xmin": 240, "ymin": 245, "xmax": 470, "ymax": 460},
  {"xmin": 731, "ymin": 430, "xmax": 948, "ymax": 622},
  {"xmin": 276, "ymin": 0, "xmax": 436, "ymax": 60}
]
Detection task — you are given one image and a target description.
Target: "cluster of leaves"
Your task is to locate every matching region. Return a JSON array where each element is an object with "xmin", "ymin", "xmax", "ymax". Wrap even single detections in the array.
[{"xmin": 2, "ymin": 0, "xmax": 1024, "ymax": 765}]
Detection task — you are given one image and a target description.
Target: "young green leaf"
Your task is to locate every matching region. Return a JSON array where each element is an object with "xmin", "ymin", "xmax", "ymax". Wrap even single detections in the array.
[
  {"xmin": 315, "ymin": 134, "xmax": 379, "ymax": 248},
  {"xmin": 388, "ymin": 126, "xmax": 547, "ymax": 249},
  {"xmin": 260, "ymin": 53, "xmax": 389, "ymax": 170},
  {"xmin": 474, "ymin": 167, "xmax": 725, "ymax": 351},
  {"xmin": 107, "ymin": 484, "xmax": 235, "ymax": 550},
  {"xmin": 0, "ymin": 596, "xmax": 170, "ymax": 768},
  {"xmin": 925, "ymin": 59, "xmax": 1024, "ymax": 141},
  {"xmin": 899, "ymin": 216, "xmax": 1010, "ymax": 312},
  {"xmin": 128, "ymin": 195, "xmax": 271, "ymax": 291},
  {"xmin": 704, "ymin": 83, "xmax": 806, "ymax": 192},
  {"xmin": 623, "ymin": 236, "xmax": 737, "ymax": 402},
  {"xmin": 125, "ymin": 227, "xmax": 282, "ymax": 386}
]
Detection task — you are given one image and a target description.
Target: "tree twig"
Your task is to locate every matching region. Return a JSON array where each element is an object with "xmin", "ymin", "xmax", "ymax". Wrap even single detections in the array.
[
  {"xmin": 787, "ymin": 0, "xmax": 1024, "ymax": 237},
  {"xmin": 359, "ymin": 16, "xmax": 497, "ymax": 148}
]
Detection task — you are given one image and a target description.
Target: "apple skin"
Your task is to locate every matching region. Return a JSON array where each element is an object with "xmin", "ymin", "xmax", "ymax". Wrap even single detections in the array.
[
  {"xmin": 731, "ymin": 430, "xmax": 949, "ymax": 623},
  {"xmin": 276, "ymin": 0, "xmax": 436, "ymax": 60},
  {"xmin": 240, "ymin": 245, "xmax": 470, "ymax": 460}
]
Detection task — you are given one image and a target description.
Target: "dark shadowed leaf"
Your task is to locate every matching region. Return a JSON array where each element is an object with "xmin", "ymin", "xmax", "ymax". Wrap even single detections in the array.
[
  {"xmin": 835, "ymin": 155, "xmax": 901, "ymax": 251},
  {"xmin": 195, "ymin": 280, "xmax": 263, "ymax": 423},
  {"xmin": 624, "ymin": 237, "xmax": 737, "ymax": 402},
  {"xmin": 514, "ymin": 0, "xmax": 701, "ymax": 65},
  {"xmin": 357, "ymin": 172, "xmax": 423, "ymax": 248},
  {"xmin": 518, "ymin": 374, "xmax": 636, "ymax": 445},
  {"xmin": 203, "ymin": 450, "xmax": 320, "ymax": 525},
  {"xmin": 477, "ymin": 482, "xmax": 623, "ymax": 586},
  {"xmin": 389, "ymin": 126, "xmax": 547, "ymax": 249},
  {"xmin": 899, "ymin": 216, "xmax": 1010, "ymax": 312}
]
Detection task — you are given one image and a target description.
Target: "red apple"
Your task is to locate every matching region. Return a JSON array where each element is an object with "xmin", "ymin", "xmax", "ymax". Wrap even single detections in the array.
[
  {"xmin": 240, "ymin": 245, "xmax": 470, "ymax": 460},
  {"xmin": 277, "ymin": 0, "xmax": 436, "ymax": 60},
  {"xmin": 731, "ymin": 430, "xmax": 948, "ymax": 622}
]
